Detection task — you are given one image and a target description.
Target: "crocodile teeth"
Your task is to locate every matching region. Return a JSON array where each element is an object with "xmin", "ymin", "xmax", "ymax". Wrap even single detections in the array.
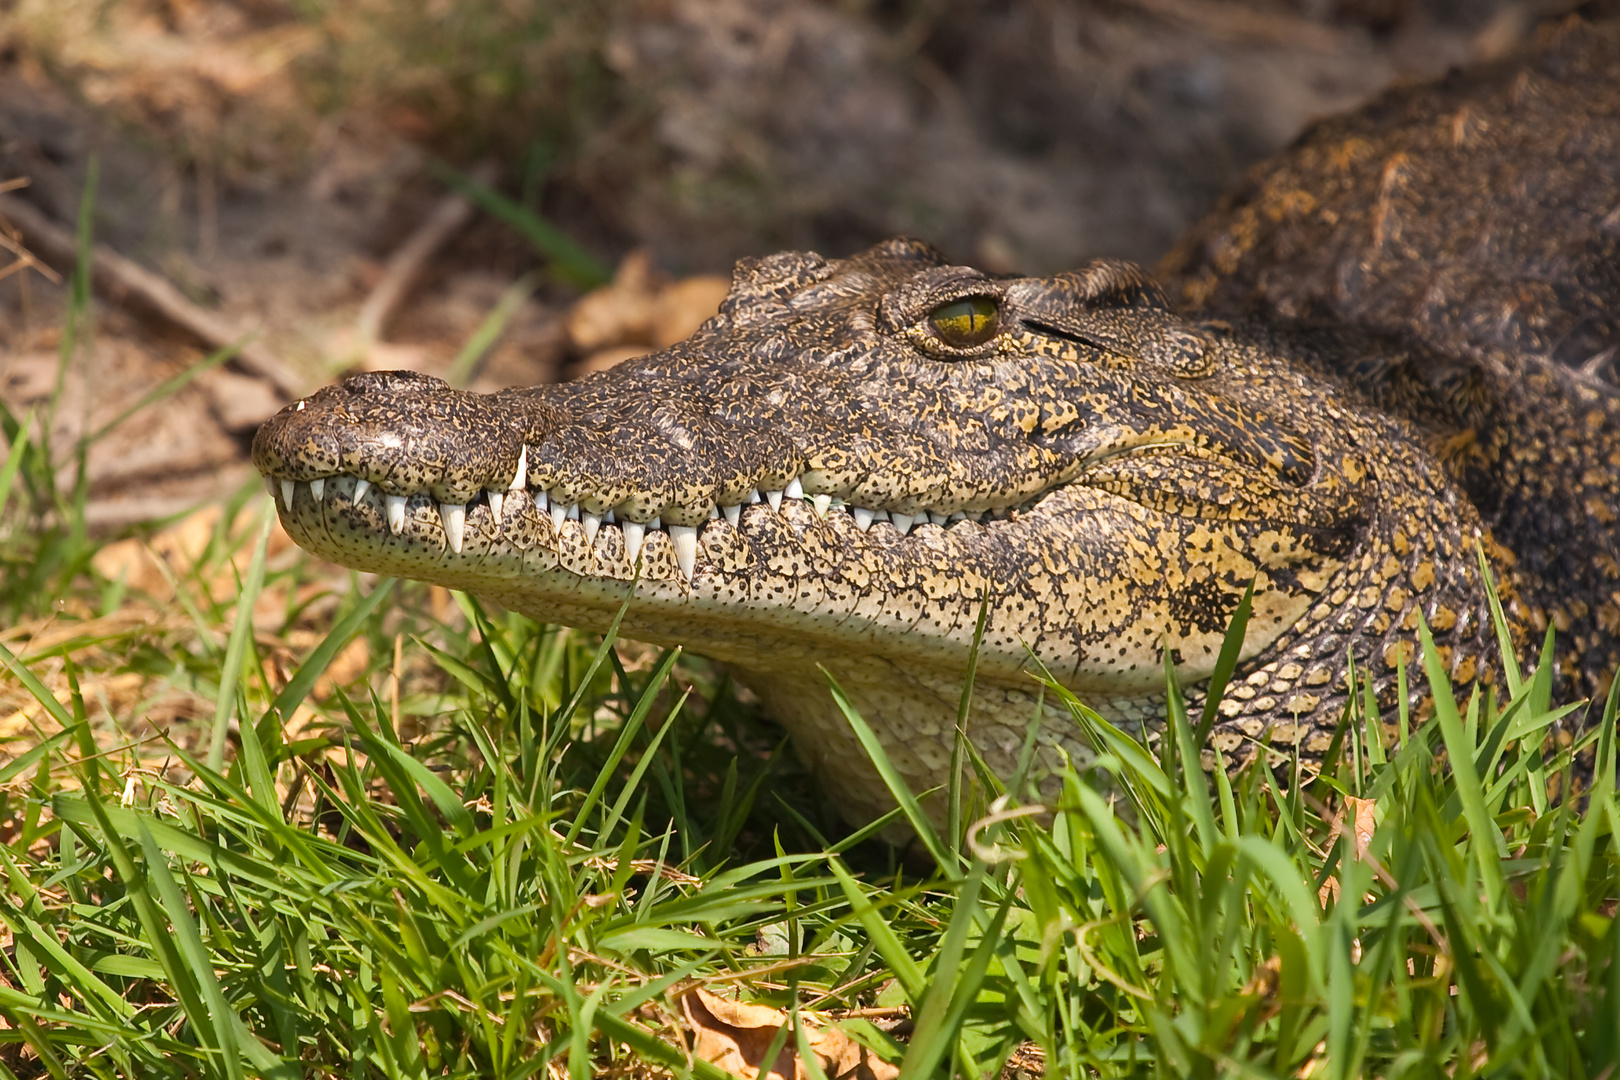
[
  {"xmin": 487, "ymin": 490, "xmax": 504, "ymax": 524},
  {"xmin": 708, "ymin": 504, "xmax": 721, "ymax": 520},
  {"xmin": 890, "ymin": 512, "xmax": 916, "ymax": 536},
  {"xmin": 669, "ymin": 523, "xmax": 698, "ymax": 581},
  {"xmin": 747, "ymin": 488, "xmax": 762, "ymax": 504},
  {"xmin": 386, "ymin": 494, "xmax": 407, "ymax": 534},
  {"xmin": 623, "ymin": 520, "xmax": 645, "ymax": 565},
  {"xmin": 567, "ymin": 503, "xmax": 580, "ymax": 521},
  {"xmin": 811, "ymin": 493, "xmax": 831, "ymax": 517},
  {"xmin": 852, "ymin": 506, "xmax": 877, "ymax": 531},
  {"xmin": 309, "ymin": 478, "xmax": 325, "ymax": 502},
  {"xmin": 784, "ymin": 476, "xmax": 804, "ymax": 500},
  {"xmin": 280, "ymin": 479, "xmax": 296, "ymax": 509},
  {"xmin": 264, "ymin": 477, "xmax": 277, "ymax": 500},
  {"xmin": 764, "ymin": 489, "xmax": 783, "ymax": 511},
  {"xmin": 440, "ymin": 502, "xmax": 466, "ymax": 554},
  {"xmin": 649, "ymin": 515, "xmax": 662, "ymax": 530},
  {"xmin": 928, "ymin": 511, "xmax": 948, "ymax": 527},
  {"xmin": 723, "ymin": 503, "xmax": 742, "ymax": 527},
  {"xmin": 534, "ymin": 489, "xmax": 549, "ymax": 513},
  {"xmin": 582, "ymin": 509, "xmax": 601, "ymax": 543},
  {"xmin": 947, "ymin": 512, "xmax": 966, "ymax": 524},
  {"xmin": 509, "ymin": 445, "xmax": 528, "ymax": 491},
  {"xmin": 550, "ymin": 501, "xmax": 567, "ymax": 531},
  {"xmin": 353, "ymin": 478, "xmax": 371, "ymax": 503}
]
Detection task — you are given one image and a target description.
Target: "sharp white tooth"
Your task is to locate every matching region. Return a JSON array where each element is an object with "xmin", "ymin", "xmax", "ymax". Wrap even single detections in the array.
[
  {"xmin": 784, "ymin": 476, "xmax": 804, "ymax": 500},
  {"xmin": 487, "ymin": 490, "xmax": 504, "ymax": 524},
  {"xmin": 353, "ymin": 478, "xmax": 371, "ymax": 503},
  {"xmin": 812, "ymin": 493, "xmax": 831, "ymax": 517},
  {"xmin": 765, "ymin": 489, "xmax": 783, "ymax": 511},
  {"xmin": 947, "ymin": 512, "xmax": 966, "ymax": 524},
  {"xmin": 509, "ymin": 445, "xmax": 528, "ymax": 491},
  {"xmin": 309, "ymin": 478, "xmax": 325, "ymax": 502},
  {"xmin": 534, "ymin": 489, "xmax": 549, "ymax": 513},
  {"xmin": 929, "ymin": 511, "xmax": 948, "ymax": 527},
  {"xmin": 280, "ymin": 479, "xmax": 296, "ymax": 508},
  {"xmin": 386, "ymin": 494, "xmax": 407, "ymax": 533},
  {"xmin": 604, "ymin": 509, "xmax": 616, "ymax": 524},
  {"xmin": 582, "ymin": 509, "xmax": 601, "ymax": 542},
  {"xmin": 550, "ymin": 501, "xmax": 567, "ymax": 530},
  {"xmin": 623, "ymin": 520, "xmax": 645, "ymax": 564},
  {"xmin": 723, "ymin": 503, "xmax": 742, "ymax": 527},
  {"xmin": 669, "ymin": 523, "xmax": 698, "ymax": 582},
  {"xmin": 890, "ymin": 512, "xmax": 916, "ymax": 536},
  {"xmin": 708, "ymin": 504, "xmax": 720, "ymax": 520},
  {"xmin": 649, "ymin": 515, "xmax": 661, "ymax": 530},
  {"xmin": 747, "ymin": 488, "xmax": 762, "ymax": 504},
  {"xmin": 853, "ymin": 506, "xmax": 876, "ymax": 531},
  {"xmin": 566, "ymin": 503, "xmax": 580, "ymax": 520},
  {"xmin": 264, "ymin": 476, "xmax": 277, "ymax": 499},
  {"xmin": 440, "ymin": 502, "xmax": 466, "ymax": 554}
]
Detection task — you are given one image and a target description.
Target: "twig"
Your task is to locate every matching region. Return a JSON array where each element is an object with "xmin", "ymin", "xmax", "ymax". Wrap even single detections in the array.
[
  {"xmin": 1119, "ymin": 0, "xmax": 1349, "ymax": 53},
  {"xmin": 354, "ymin": 159, "xmax": 501, "ymax": 349},
  {"xmin": 0, "ymin": 181, "xmax": 63, "ymax": 287},
  {"xmin": 0, "ymin": 192, "xmax": 302, "ymax": 399}
]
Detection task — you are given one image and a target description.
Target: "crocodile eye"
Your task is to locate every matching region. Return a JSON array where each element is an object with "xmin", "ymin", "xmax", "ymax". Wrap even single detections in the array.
[{"xmin": 927, "ymin": 296, "xmax": 1000, "ymax": 348}]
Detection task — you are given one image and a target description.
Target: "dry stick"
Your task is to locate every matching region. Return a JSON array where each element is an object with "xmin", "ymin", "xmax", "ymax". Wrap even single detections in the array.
[
  {"xmin": 0, "ymin": 183, "xmax": 63, "ymax": 287},
  {"xmin": 0, "ymin": 192, "xmax": 302, "ymax": 399},
  {"xmin": 353, "ymin": 159, "xmax": 501, "ymax": 350},
  {"xmin": 1120, "ymin": 0, "xmax": 1346, "ymax": 52}
]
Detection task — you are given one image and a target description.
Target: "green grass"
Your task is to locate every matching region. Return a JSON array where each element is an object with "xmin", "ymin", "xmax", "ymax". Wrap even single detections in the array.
[{"xmin": 4, "ymin": 256, "xmax": 1620, "ymax": 1076}]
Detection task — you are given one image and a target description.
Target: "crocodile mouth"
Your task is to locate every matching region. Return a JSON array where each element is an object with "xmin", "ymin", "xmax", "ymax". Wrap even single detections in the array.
[{"xmin": 265, "ymin": 457, "xmax": 1037, "ymax": 584}]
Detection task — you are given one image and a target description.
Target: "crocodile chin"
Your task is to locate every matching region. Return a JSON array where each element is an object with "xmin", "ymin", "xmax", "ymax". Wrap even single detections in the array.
[{"xmin": 254, "ymin": 238, "xmax": 1496, "ymax": 823}]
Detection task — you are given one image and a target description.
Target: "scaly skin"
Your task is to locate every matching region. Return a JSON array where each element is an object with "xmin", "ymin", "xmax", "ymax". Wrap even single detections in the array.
[
  {"xmin": 254, "ymin": 20, "xmax": 1620, "ymax": 822},
  {"xmin": 1159, "ymin": 16, "xmax": 1620, "ymax": 712}
]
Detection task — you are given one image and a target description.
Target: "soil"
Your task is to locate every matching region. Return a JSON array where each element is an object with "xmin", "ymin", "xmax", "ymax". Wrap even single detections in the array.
[{"xmin": 0, "ymin": 0, "xmax": 1594, "ymax": 528}]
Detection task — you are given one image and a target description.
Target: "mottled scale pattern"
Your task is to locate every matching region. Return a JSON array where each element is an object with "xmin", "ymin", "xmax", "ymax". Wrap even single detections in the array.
[
  {"xmin": 1159, "ymin": 16, "xmax": 1620, "ymax": 713},
  {"xmin": 255, "ymin": 20, "xmax": 1620, "ymax": 824}
]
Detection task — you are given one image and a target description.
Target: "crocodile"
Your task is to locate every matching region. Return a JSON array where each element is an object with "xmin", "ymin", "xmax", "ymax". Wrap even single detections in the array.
[{"xmin": 253, "ymin": 18, "xmax": 1620, "ymax": 824}]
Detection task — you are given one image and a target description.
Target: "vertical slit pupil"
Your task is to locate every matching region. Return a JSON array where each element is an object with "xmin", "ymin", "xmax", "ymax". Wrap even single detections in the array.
[{"xmin": 928, "ymin": 297, "xmax": 1000, "ymax": 348}]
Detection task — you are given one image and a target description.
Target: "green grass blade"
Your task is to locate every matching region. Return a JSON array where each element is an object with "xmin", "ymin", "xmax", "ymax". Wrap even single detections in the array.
[
  {"xmin": 822, "ymin": 668, "xmax": 954, "ymax": 872},
  {"xmin": 0, "ymin": 406, "xmax": 35, "ymax": 516},
  {"xmin": 429, "ymin": 161, "xmax": 609, "ymax": 289},
  {"xmin": 1418, "ymin": 614, "xmax": 1507, "ymax": 903},
  {"xmin": 134, "ymin": 818, "xmax": 290, "ymax": 1077},
  {"xmin": 207, "ymin": 512, "xmax": 273, "ymax": 774},
  {"xmin": 1194, "ymin": 577, "xmax": 1256, "ymax": 745},
  {"xmin": 262, "ymin": 575, "xmax": 396, "ymax": 728}
]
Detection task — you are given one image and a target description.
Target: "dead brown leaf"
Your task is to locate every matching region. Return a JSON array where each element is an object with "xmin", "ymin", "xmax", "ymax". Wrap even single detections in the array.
[
  {"xmin": 680, "ymin": 987, "xmax": 898, "ymax": 1080},
  {"xmin": 565, "ymin": 250, "xmax": 728, "ymax": 367},
  {"xmin": 1319, "ymin": 794, "xmax": 1378, "ymax": 905}
]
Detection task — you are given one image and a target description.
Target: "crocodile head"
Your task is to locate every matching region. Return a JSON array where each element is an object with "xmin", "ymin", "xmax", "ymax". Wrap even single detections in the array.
[{"xmin": 254, "ymin": 238, "xmax": 1497, "ymax": 822}]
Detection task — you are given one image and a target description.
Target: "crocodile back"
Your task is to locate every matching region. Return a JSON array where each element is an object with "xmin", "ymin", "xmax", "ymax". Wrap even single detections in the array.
[{"xmin": 1159, "ymin": 16, "xmax": 1620, "ymax": 707}]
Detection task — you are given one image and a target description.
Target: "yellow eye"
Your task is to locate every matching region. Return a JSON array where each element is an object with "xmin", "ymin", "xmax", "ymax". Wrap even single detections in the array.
[{"xmin": 927, "ymin": 296, "xmax": 1000, "ymax": 348}]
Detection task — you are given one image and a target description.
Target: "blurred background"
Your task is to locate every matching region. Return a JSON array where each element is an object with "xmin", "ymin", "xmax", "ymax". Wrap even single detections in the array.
[{"xmin": 0, "ymin": 0, "xmax": 1605, "ymax": 523}]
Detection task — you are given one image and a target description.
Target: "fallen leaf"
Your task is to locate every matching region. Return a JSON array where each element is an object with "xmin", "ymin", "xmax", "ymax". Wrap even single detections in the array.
[
  {"xmin": 680, "ymin": 987, "xmax": 898, "ymax": 1080},
  {"xmin": 1319, "ymin": 794, "xmax": 1379, "ymax": 905},
  {"xmin": 649, "ymin": 274, "xmax": 729, "ymax": 346}
]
